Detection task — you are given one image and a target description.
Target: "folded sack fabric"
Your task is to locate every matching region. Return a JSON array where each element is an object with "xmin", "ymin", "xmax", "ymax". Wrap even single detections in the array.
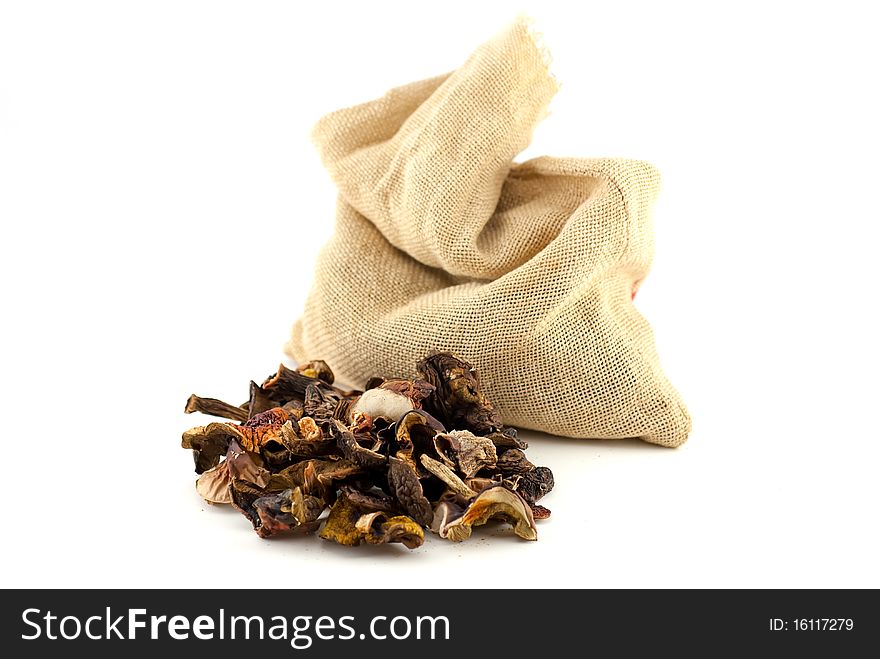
[{"xmin": 288, "ymin": 20, "xmax": 691, "ymax": 447}]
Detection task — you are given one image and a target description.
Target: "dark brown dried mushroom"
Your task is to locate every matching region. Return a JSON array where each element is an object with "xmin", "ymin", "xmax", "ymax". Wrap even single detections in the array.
[
  {"xmin": 416, "ymin": 352, "xmax": 502, "ymax": 433},
  {"xmin": 387, "ymin": 457, "xmax": 433, "ymax": 527},
  {"xmin": 333, "ymin": 420, "xmax": 387, "ymax": 469},
  {"xmin": 184, "ymin": 394, "xmax": 249, "ymax": 423},
  {"xmin": 247, "ymin": 381, "xmax": 279, "ymax": 419},
  {"xmin": 497, "ymin": 448, "xmax": 535, "ymax": 475},
  {"xmin": 261, "ymin": 363, "xmax": 325, "ymax": 402},
  {"xmin": 251, "ymin": 487, "xmax": 323, "ymax": 538},
  {"xmin": 509, "ymin": 466, "xmax": 555, "ymax": 503},
  {"xmin": 484, "ymin": 428, "xmax": 528, "ymax": 451},
  {"xmin": 440, "ymin": 486, "xmax": 537, "ymax": 542},
  {"xmin": 339, "ymin": 485, "xmax": 398, "ymax": 513}
]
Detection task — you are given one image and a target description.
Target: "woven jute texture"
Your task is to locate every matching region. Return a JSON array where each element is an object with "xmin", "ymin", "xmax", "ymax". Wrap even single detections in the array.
[{"xmin": 287, "ymin": 20, "xmax": 691, "ymax": 447}]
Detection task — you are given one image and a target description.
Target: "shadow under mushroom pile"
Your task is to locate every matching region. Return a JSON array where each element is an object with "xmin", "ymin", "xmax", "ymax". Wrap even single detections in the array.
[{"xmin": 182, "ymin": 353, "xmax": 554, "ymax": 548}]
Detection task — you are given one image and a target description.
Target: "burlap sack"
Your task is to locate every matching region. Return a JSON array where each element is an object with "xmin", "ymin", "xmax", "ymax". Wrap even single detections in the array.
[{"xmin": 287, "ymin": 20, "xmax": 691, "ymax": 447}]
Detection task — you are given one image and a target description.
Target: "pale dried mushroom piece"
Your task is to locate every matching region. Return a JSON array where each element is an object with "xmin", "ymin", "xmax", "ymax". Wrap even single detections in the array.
[
  {"xmin": 350, "ymin": 378, "xmax": 434, "ymax": 423},
  {"xmin": 431, "ymin": 500, "xmax": 465, "ymax": 538},
  {"xmin": 440, "ymin": 486, "xmax": 537, "ymax": 542},
  {"xmin": 420, "ymin": 454, "xmax": 477, "ymax": 500},
  {"xmin": 433, "ymin": 430, "xmax": 497, "ymax": 478},
  {"xmin": 297, "ymin": 416, "xmax": 323, "ymax": 441},
  {"xmin": 195, "ymin": 462, "xmax": 233, "ymax": 504}
]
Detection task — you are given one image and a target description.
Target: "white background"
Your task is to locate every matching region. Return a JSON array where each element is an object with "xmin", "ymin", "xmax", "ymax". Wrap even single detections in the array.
[{"xmin": 1, "ymin": 1, "xmax": 878, "ymax": 588}]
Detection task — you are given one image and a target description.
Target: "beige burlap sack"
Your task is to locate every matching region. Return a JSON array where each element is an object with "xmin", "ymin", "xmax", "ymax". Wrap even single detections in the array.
[{"xmin": 287, "ymin": 20, "xmax": 691, "ymax": 447}]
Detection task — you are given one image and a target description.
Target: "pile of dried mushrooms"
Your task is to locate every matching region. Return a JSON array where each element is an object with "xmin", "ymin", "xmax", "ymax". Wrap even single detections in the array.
[{"xmin": 182, "ymin": 353, "xmax": 554, "ymax": 549}]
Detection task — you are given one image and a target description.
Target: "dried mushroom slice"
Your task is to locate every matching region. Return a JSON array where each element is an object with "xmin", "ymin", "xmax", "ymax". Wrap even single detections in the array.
[
  {"xmin": 387, "ymin": 457, "xmax": 433, "ymax": 527},
  {"xmin": 484, "ymin": 428, "xmax": 528, "ymax": 451},
  {"xmin": 530, "ymin": 504, "xmax": 552, "ymax": 520},
  {"xmin": 303, "ymin": 383, "xmax": 339, "ymax": 423},
  {"xmin": 297, "ymin": 416, "xmax": 322, "ymax": 440},
  {"xmin": 247, "ymin": 381, "xmax": 279, "ymax": 419},
  {"xmin": 261, "ymin": 363, "xmax": 326, "ymax": 402},
  {"xmin": 333, "ymin": 420, "xmax": 387, "ymax": 469},
  {"xmin": 355, "ymin": 512, "xmax": 424, "ymax": 549},
  {"xmin": 280, "ymin": 421, "xmax": 336, "ymax": 457},
  {"xmin": 225, "ymin": 439, "xmax": 270, "ymax": 487},
  {"xmin": 319, "ymin": 495, "xmax": 364, "ymax": 546},
  {"xmin": 181, "ymin": 423, "xmax": 240, "ymax": 474},
  {"xmin": 243, "ymin": 407, "xmax": 289, "ymax": 428},
  {"xmin": 281, "ymin": 398, "xmax": 305, "ymax": 421},
  {"xmin": 431, "ymin": 500, "xmax": 465, "ymax": 538},
  {"xmin": 464, "ymin": 476, "xmax": 502, "ymax": 493},
  {"xmin": 440, "ymin": 486, "xmax": 537, "ymax": 542},
  {"xmin": 229, "ymin": 478, "xmax": 269, "ymax": 529},
  {"xmin": 416, "ymin": 352, "xmax": 502, "ymax": 433},
  {"xmin": 224, "ymin": 421, "xmax": 288, "ymax": 455},
  {"xmin": 184, "ymin": 394, "xmax": 249, "ymax": 423},
  {"xmin": 420, "ymin": 454, "xmax": 477, "ymax": 500},
  {"xmin": 268, "ymin": 458, "xmax": 361, "ymax": 501},
  {"xmin": 433, "ymin": 430, "xmax": 497, "ymax": 478},
  {"xmin": 496, "ymin": 448, "xmax": 535, "ymax": 475},
  {"xmin": 510, "ymin": 466, "xmax": 555, "ymax": 503},
  {"xmin": 394, "ymin": 410, "xmax": 445, "ymax": 462},
  {"xmin": 295, "ymin": 360, "xmax": 335, "ymax": 385},
  {"xmin": 195, "ymin": 462, "xmax": 233, "ymax": 504},
  {"xmin": 339, "ymin": 485, "xmax": 398, "ymax": 513},
  {"xmin": 251, "ymin": 487, "xmax": 322, "ymax": 538}
]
